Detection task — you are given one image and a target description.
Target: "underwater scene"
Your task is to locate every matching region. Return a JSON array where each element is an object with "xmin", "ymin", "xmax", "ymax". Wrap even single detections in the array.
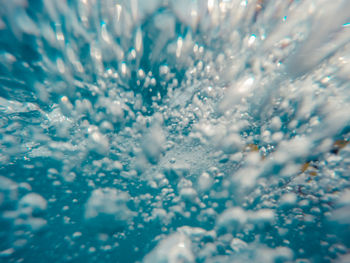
[{"xmin": 0, "ymin": 0, "xmax": 350, "ymax": 262}]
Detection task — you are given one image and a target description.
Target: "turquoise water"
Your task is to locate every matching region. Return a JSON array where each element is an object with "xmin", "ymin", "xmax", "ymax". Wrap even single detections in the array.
[{"xmin": 0, "ymin": 1, "xmax": 350, "ymax": 262}]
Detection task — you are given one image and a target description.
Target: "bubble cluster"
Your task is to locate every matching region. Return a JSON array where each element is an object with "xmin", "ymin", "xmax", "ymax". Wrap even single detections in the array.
[{"xmin": 0, "ymin": 0, "xmax": 350, "ymax": 262}]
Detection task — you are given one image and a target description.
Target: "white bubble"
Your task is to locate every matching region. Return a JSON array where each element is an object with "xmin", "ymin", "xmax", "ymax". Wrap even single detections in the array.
[
  {"xmin": 143, "ymin": 232, "xmax": 194, "ymax": 263},
  {"xmin": 19, "ymin": 193, "xmax": 47, "ymax": 215},
  {"xmin": 84, "ymin": 188, "xmax": 134, "ymax": 233}
]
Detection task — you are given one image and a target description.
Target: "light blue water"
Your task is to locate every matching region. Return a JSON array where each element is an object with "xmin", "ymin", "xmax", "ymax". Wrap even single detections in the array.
[{"xmin": 0, "ymin": 1, "xmax": 350, "ymax": 263}]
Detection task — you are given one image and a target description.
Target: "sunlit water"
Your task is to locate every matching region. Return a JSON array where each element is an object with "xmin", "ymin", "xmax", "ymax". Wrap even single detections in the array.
[{"xmin": 1, "ymin": 1, "xmax": 350, "ymax": 262}]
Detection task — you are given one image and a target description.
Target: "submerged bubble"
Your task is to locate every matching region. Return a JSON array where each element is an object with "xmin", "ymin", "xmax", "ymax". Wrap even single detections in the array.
[{"xmin": 84, "ymin": 188, "xmax": 134, "ymax": 233}]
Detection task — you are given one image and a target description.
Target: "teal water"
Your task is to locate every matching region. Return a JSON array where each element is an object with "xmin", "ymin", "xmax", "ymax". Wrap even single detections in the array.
[{"xmin": 1, "ymin": 1, "xmax": 350, "ymax": 262}]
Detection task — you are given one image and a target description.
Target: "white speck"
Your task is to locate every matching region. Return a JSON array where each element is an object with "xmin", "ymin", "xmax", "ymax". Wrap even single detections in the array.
[{"xmin": 248, "ymin": 34, "xmax": 256, "ymax": 47}]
